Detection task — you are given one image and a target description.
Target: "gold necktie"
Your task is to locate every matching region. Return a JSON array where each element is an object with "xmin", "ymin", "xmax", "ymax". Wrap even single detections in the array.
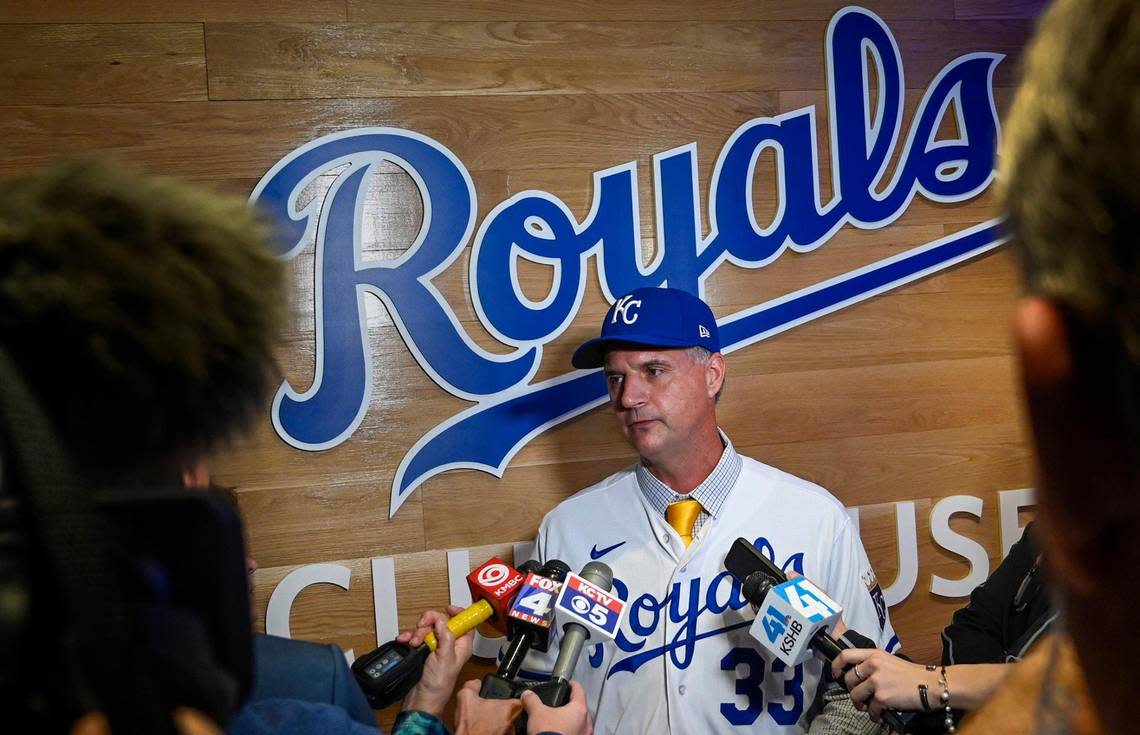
[{"xmin": 666, "ymin": 499, "xmax": 703, "ymax": 548}]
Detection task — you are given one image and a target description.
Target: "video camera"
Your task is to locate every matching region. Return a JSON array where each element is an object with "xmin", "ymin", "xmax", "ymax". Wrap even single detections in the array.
[{"xmin": 0, "ymin": 349, "xmax": 254, "ymax": 734}]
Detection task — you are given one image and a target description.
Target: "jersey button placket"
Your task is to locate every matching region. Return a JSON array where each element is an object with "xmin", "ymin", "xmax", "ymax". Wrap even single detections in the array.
[{"xmin": 663, "ymin": 609, "xmax": 678, "ymax": 729}]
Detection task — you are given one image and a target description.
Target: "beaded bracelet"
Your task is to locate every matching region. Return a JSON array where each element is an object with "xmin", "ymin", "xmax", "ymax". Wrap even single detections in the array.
[{"xmin": 938, "ymin": 664, "xmax": 955, "ymax": 733}]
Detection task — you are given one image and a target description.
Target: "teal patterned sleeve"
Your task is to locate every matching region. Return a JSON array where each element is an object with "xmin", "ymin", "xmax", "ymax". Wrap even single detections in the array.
[{"xmin": 392, "ymin": 709, "xmax": 451, "ymax": 735}]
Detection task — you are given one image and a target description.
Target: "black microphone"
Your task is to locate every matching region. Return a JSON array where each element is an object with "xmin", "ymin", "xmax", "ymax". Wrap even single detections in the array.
[
  {"xmin": 480, "ymin": 559, "xmax": 570, "ymax": 700},
  {"xmin": 499, "ymin": 559, "xmax": 571, "ymax": 677},
  {"xmin": 725, "ymin": 538, "xmax": 916, "ymax": 734}
]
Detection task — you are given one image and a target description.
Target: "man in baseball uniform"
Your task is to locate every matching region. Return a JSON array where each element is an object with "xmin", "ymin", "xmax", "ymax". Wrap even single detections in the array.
[{"xmin": 521, "ymin": 286, "xmax": 896, "ymax": 734}]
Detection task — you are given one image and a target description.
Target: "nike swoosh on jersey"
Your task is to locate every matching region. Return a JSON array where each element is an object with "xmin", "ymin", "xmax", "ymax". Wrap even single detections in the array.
[{"xmin": 590, "ymin": 541, "xmax": 627, "ymax": 559}]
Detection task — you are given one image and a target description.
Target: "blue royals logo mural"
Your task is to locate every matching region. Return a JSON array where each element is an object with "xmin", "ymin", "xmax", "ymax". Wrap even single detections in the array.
[{"xmin": 251, "ymin": 6, "xmax": 1006, "ymax": 517}]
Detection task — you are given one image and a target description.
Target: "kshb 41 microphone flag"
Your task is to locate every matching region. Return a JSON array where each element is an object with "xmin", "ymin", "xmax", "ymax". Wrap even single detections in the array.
[{"xmin": 750, "ymin": 577, "xmax": 842, "ymax": 666}]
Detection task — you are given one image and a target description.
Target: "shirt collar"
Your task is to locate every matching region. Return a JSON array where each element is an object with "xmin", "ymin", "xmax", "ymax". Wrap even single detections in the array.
[{"xmin": 635, "ymin": 429, "xmax": 742, "ymax": 519}]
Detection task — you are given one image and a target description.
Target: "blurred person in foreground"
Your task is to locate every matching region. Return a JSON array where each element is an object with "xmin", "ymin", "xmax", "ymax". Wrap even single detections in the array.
[
  {"xmin": 929, "ymin": 0, "xmax": 1134, "ymax": 732},
  {"xmin": 198, "ymin": 481, "xmax": 377, "ymax": 730},
  {"xmin": 0, "ymin": 161, "xmax": 474, "ymax": 735},
  {"xmin": 834, "ymin": 1, "xmax": 1140, "ymax": 731},
  {"xmin": 0, "ymin": 160, "xmax": 285, "ymax": 734}
]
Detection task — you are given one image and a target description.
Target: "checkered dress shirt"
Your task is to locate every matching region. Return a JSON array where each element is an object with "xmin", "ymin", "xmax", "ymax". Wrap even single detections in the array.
[{"xmin": 635, "ymin": 429, "xmax": 743, "ymax": 540}]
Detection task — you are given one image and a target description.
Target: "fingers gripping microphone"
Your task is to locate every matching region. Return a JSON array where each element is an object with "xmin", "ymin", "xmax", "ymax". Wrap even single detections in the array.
[
  {"xmin": 352, "ymin": 557, "xmax": 527, "ymax": 708},
  {"xmin": 480, "ymin": 559, "xmax": 571, "ymax": 699},
  {"xmin": 423, "ymin": 556, "xmax": 528, "ymax": 650},
  {"xmin": 725, "ymin": 538, "xmax": 915, "ymax": 733}
]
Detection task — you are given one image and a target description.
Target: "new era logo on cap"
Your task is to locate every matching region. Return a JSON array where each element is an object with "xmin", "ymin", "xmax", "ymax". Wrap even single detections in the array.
[{"xmin": 571, "ymin": 287, "xmax": 721, "ymax": 368}]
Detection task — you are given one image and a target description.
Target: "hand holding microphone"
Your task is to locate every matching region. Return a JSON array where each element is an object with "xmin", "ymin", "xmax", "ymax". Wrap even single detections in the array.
[
  {"xmin": 830, "ymin": 648, "xmax": 942, "ymax": 725},
  {"xmin": 458, "ymin": 560, "xmax": 613, "ymax": 735},
  {"xmin": 454, "ymin": 677, "xmax": 594, "ymax": 735},
  {"xmin": 724, "ymin": 538, "xmax": 915, "ymax": 733},
  {"xmin": 519, "ymin": 681, "xmax": 593, "ymax": 735},
  {"xmin": 398, "ymin": 604, "xmax": 475, "ymax": 718},
  {"xmin": 455, "ymin": 679, "xmax": 523, "ymax": 735},
  {"xmin": 352, "ymin": 557, "xmax": 528, "ymax": 709}
]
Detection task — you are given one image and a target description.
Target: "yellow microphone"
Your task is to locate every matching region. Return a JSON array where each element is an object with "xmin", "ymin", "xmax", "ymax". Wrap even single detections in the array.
[
  {"xmin": 424, "ymin": 557, "xmax": 525, "ymax": 649},
  {"xmin": 351, "ymin": 556, "xmax": 528, "ymax": 708}
]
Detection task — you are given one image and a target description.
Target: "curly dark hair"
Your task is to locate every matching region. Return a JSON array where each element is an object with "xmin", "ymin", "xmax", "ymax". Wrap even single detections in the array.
[{"xmin": 0, "ymin": 160, "xmax": 285, "ymax": 480}]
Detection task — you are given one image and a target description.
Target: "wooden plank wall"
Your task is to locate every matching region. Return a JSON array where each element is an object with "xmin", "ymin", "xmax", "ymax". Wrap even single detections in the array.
[{"xmin": 0, "ymin": 1, "xmax": 1047, "ymax": 729}]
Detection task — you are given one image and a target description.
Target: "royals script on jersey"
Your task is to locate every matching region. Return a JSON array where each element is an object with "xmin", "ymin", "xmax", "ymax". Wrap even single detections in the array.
[{"xmin": 523, "ymin": 458, "xmax": 897, "ymax": 734}]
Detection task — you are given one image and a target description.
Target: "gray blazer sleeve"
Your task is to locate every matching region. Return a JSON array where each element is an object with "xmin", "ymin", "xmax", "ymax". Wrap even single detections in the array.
[{"xmin": 807, "ymin": 682, "xmax": 890, "ymax": 735}]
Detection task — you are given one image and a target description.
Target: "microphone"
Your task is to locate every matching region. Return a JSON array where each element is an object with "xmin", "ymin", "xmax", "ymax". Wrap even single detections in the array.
[
  {"xmin": 481, "ymin": 559, "xmax": 572, "ymax": 699},
  {"xmin": 423, "ymin": 556, "xmax": 528, "ymax": 649},
  {"xmin": 746, "ymin": 574, "xmax": 843, "ymax": 666},
  {"xmin": 725, "ymin": 538, "xmax": 915, "ymax": 733},
  {"xmin": 726, "ymin": 538, "xmax": 850, "ymax": 663},
  {"xmin": 501, "ymin": 559, "xmax": 571, "ymax": 675},
  {"xmin": 528, "ymin": 560, "xmax": 627, "ymax": 708},
  {"xmin": 352, "ymin": 557, "xmax": 527, "ymax": 708}
]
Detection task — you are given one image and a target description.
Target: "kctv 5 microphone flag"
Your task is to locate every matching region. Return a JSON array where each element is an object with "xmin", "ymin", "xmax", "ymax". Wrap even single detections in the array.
[
  {"xmin": 352, "ymin": 557, "xmax": 526, "ymax": 708},
  {"xmin": 523, "ymin": 561, "xmax": 627, "ymax": 706}
]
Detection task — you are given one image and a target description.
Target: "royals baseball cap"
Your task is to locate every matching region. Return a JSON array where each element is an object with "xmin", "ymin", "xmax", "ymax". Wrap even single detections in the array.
[{"xmin": 571, "ymin": 287, "xmax": 721, "ymax": 369}]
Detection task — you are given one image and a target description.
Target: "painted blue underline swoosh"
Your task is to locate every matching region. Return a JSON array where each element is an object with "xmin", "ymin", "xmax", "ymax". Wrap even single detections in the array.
[
  {"xmin": 389, "ymin": 219, "xmax": 1006, "ymax": 517},
  {"xmin": 591, "ymin": 541, "xmax": 627, "ymax": 559}
]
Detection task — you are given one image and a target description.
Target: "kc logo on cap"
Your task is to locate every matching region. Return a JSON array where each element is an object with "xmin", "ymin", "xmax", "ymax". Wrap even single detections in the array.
[
  {"xmin": 611, "ymin": 294, "xmax": 642, "ymax": 325},
  {"xmin": 571, "ymin": 287, "xmax": 721, "ymax": 369}
]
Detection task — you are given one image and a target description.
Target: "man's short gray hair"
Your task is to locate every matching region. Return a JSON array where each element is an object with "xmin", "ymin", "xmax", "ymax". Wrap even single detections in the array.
[{"xmin": 687, "ymin": 346, "xmax": 726, "ymax": 401}]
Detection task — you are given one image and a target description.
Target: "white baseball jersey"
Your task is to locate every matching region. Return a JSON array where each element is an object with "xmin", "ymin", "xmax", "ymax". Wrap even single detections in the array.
[{"xmin": 519, "ymin": 456, "xmax": 897, "ymax": 734}]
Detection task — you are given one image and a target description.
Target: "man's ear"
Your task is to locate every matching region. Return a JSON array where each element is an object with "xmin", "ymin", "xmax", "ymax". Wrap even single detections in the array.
[
  {"xmin": 705, "ymin": 352, "xmax": 726, "ymax": 399},
  {"xmin": 1013, "ymin": 296, "xmax": 1073, "ymax": 391},
  {"xmin": 181, "ymin": 458, "xmax": 211, "ymax": 489},
  {"xmin": 1012, "ymin": 296, "xmax": 1084, "ymax": 581},
  {"xmin": 1013, "ymin": 296, "xmax": 1140, "ymax": 589}
]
